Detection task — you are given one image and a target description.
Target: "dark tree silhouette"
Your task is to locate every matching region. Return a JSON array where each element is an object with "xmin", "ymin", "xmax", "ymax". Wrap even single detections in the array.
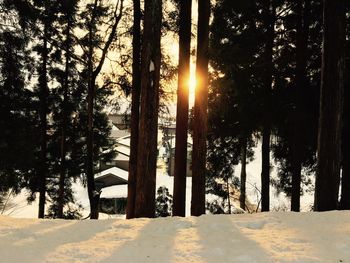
[
  {"xmin": 126, "ymin": 0, "xmax": 142, "ymax": 220},
  {"xmin": 85, "ymin": 0, "xmax": 124, "ymax": 219},
  {"xmin": 261, "ymin": 0, "xmax": 275, "ymax": 212},
  {"xmin": 290, "ymin": 0, "xmax": 310, "ymax": 212},
  {"xmin": 134, "ymin": 0, "xmax": 162, "ymax": 218},
  {"xmin": 191, "ymin": 0, "xmax": 210, "ymax": 216},
  {"xmin": 314, "ymin": 0, "xmax": 345, "ymax": 211},
  {"xmin": 173, "ymin": 0, "xmax": 192, "ymax": 217}
]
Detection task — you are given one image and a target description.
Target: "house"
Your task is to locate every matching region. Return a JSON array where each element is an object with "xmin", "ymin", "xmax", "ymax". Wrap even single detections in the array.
[
  {"xmin": 94, "ymin": 167, "xmax": 128, "ymax": 215},
  {"xmin": 160, "ymin": 122, "xmax": 192, "ymax": 177},
  {"xmin": 100, "ymin": 135, "xmax": 130, "ymax": 171},
  {"xmin": 168, "ymin": 142, "xmax": 192, "ymax": 177},
  {"xmin": 94, "ymin": 115, "xmax": 131, "ymax": 215},
  {"xmin": 109, "ymin": 113, "xmax": 131, "ymax": 130},
  {"xmin": 95, "ymin": 167, "xmax": 128, "ymax": 189},
  {"xmin": 95, "ymin": 117, "xmax": 193, "ymax": 215}
]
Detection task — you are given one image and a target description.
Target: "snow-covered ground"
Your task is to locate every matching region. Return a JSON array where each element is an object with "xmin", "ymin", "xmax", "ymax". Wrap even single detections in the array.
[{"xmin": 1, "ymin": 211, "xmax": 349, "ymax": 262}]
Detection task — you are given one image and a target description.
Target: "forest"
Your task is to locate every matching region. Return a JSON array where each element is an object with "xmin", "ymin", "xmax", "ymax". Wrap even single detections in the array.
[{"xmin": 0, "ymin": 0, "xmax": 349, "ymax": 220}]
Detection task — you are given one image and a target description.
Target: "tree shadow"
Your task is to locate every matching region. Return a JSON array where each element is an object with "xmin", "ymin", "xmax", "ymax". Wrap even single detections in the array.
[
  {"xmin": 234, "ymin": 212, "xmax": 350, "ymax": 262},
  {"xmin": 99, "ymin": 216, "xmax": 180, "ymax": 263},
  {"xmin": 1, "ymin": 219, "xmax": 115, "ymax": 262},
  {"xmin": 194, "ymin": 214, "xmax": 272, "ymax": 263}
]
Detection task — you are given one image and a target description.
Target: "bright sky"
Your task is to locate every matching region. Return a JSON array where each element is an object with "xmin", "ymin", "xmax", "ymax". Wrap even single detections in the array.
[
  {"xmin": 95, "ymin": 0, "xmax": 199, "ymax": 114},
  {"xmin": 164, "ymin": 0, "xmax": 199, "ymax": 109}
]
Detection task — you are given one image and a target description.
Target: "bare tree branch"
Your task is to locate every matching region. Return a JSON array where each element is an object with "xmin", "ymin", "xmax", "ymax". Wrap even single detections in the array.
[{"xmin": 92, "ymin": 0, "xmax": 124, "ymax": 80}]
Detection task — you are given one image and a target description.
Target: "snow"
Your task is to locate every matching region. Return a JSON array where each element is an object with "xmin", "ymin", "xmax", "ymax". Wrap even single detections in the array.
[
  {"xmin": 149, "ymin": 60, "xmax": 155, "ymax": 72},
  {"xmin": 95, "ymin": 167, "xmax": 129, "ymax": 182},
  {"xmin": 1, "ymin": 211, "xmax": 350, "ymax": 262}
]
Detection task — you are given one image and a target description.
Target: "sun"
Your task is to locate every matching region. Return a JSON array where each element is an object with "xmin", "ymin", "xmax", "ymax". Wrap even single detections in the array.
[
  {"xmin": 187, "ymin": 73, "xmax": 197, "ymax": 107},
  {"xmin": 188, "ymin": 73, "xmax": 196, "ymax": 95}
]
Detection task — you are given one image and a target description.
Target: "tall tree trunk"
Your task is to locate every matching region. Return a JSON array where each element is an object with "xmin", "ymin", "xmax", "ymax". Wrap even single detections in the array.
[
  {"xmin": 87, "ymin": 73, "xmax": 99, "ymax": 219},
  {"xmin": 340, "ymin": 148, "xmax": 350, "ymax": 209},
  {"xmin": 57, "ymin": 16, "xmax": 72, "ymax": 219},
  {"xmin": 86, "ymin": 0, "xmax": 99, "ymax": 219},
  {"xmin": 173, "ymin": 0, "xmax": 192, "ymax": 217},
  {"xmin": 191, "ymin": 0, "xmax": 210, "ymax": 216},
  {"xmin": 260, "ymin": 0, "xmax": 275, "ymax": 213},
  {"xmin": 314, "ymin": 0, "xmax": 345, "ymax": 211},
  {"xmin": 227, "ymin": 178, "xmax": 231, "ymax": 214},
  {"xmin": 291, "ymin": 0, "xmax": 310, "ymax": 212},
  {"xmin": 261, "ymin": 125, "xmax": 270, "ymax": 212},
  {"xmin": 126, "ymin": 0, "xmax": 141, "ymax": 219},
  {"xmin": 38, "ymin": 13, "xmax": 49, "ymax": 219},
  {"xmin": 239, "ymin": 137, "xmax": 247, "ymax": 210},
  {"xmin": 134, "ymin": 0, "xmax": 162, "ymax": 218},
  {"xmin": 290, "ymin": 132, "xmax": 302, "ymax": 211},
  {"xmin": 85, "ymin": 0, "xmax": 123, "ymax": 219},
  {"xmin": 340, "ymin": 57, "xmax": 350, "ymax": 209}
]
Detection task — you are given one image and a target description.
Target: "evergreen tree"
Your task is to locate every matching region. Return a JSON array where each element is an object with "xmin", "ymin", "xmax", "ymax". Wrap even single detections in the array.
[
  {"xmin": 45, "ymin": 0, "xmax": 82, "ymax": 219},
  {"xmin": 0, "ymin": 2, "xmax": 35, "ymax": 194},
  {"xmin": 28, "ymin": 0, "xmax": 59, "ymax": 218},
  {"xmin": 271, "ymin": 0, "xmax": 321, "ymax": 211},
  {"xmin": 155, "ymin": 186, "xmax": 173, "ymax": 217},
  {"xmin": 209, "ymin": 0, "xmax": 269, "ymax": 212},
  {"xmin": 56, "ymin": 0, "xmax": 79, "ymax": 219}
]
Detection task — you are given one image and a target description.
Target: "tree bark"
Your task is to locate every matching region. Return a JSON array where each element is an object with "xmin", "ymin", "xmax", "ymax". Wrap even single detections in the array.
[
  {"xmin": 38, "ymin": 9, "xmax": 49, "ymax": 219},
  {"xmin": 339, "ymin": 5, "xmax": 350, "ymax": 210},
  {"xmin": 126, "ymin": 0, "xmax": 141, "ymax": 219},
  {"xmin": 340, "ymin": 54, "xmax": 350, "ymax": 209},
  {"xmin": 239, "ymin": 137, "xmax": 247, "ymax": 210},
  {"xmin": 261, "ymin": 125, "xmax": 270, "ymax": 212},
  {"xmin": 86, "ymin": 0, "xmax": 99, "ymax": 219},
  {"xmin": 260, "ymin": 0, "xmax": 275, "ymax": 213},
  {"xmin": 227, "ymin": 178, "xmax": 231, "ymax": 214},
  {"xmin": 87, "ymin": 58, "xmax": 99, "ymax": 219},
  {"xmin": 340, "ymin": 148, "xmax": 350, "ymax": 209},
  {"xmin": 134, "ymin": 0, "xmax": 162, "ymax": 218},
  {"xmin": 314, "ymin": 0, "xmax": 345, "ymax": 211},
  {"xmin": 57, "ymin": 15, "xmax": 72, "ymax": 219},
  {"xmin": 173, "ymin": 0, "xmax": 192, "ymax": 217},
  {"xmin": 291, "ymin": 0, "xmax": 310, "ymax": 212},
  {"xmin": 191, "ymin": 0, "xmax": 210, "ymax": 216}
]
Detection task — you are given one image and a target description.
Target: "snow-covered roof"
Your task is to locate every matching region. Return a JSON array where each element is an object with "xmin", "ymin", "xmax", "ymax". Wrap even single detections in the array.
[
  {"xmin": 94, "ymin": 167, "xmax": 128, "ymax": 187},
  {"xmin": 115, "ymin": 145, "xmax": 130, "ymax": 157},
  {"xmin": 110, "ymin": 129, "xmax": 129, "ymax": 139},
  {"xmin": 100, "ymin": 185, "xmax": 127, "ymax": 199},
  {"xmin": 109, "ymin": 121, "xmax": 130, "ymax": 139},
  {"xmin": 116, "ymin": 135, "xmax": 131, "ymax": 147}
]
